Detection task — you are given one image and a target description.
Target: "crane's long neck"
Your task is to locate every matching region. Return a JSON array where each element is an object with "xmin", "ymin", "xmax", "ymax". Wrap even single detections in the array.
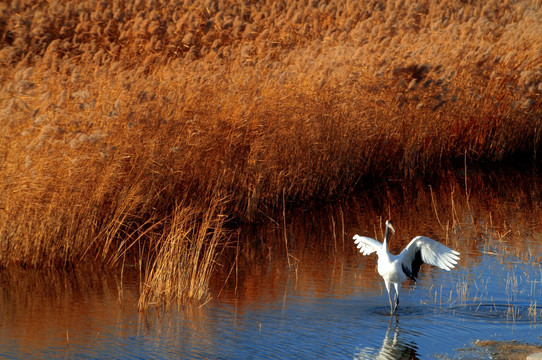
[{"xmin": 383, "ymin": 226, "xmax": 390, "ymax": 253}]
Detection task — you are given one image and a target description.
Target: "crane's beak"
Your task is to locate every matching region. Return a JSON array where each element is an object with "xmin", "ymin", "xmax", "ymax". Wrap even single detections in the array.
[{"xmin": 387, "ymin": 221, "xmax": 395, "ymax": 233}]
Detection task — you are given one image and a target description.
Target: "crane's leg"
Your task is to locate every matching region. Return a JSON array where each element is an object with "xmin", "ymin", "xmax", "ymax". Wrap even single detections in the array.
[
  {"xmin": 392, "ymin": 283, "xmax": 400, "ymax": 313},
  {"xmin": 384, "ymin": 281, "xmax": 393, "ymax": 314}
]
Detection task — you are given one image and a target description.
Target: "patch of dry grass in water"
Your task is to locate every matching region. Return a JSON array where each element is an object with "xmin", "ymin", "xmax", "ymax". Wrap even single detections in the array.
[
  {"xmin": 474, "ymin": 340, "xmax": 542, "ymax": 360},
  {"xmin": 0, "ymin": 0, "xmax": 541, "ymax": 308}
]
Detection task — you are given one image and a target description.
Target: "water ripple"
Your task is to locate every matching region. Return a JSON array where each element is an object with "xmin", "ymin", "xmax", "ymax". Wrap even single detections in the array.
[{"xmin": 447, "ymin": 302, "xmax": 539, "ymax": 324}]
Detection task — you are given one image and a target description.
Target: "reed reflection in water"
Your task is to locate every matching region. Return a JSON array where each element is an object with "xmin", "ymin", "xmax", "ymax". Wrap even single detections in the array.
[
  {"xmin": 0, "ymin": 170, "xmax": 541, "ymax": 359},
  {"xmin": 0, "ymin": 266, "xmax": 142, "ymax": 359}
]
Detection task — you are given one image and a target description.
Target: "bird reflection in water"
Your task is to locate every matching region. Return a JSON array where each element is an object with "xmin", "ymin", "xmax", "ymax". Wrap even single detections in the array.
[{"xmin": 354, "ymin": 316, "xmax": 419, "ymax": 360}]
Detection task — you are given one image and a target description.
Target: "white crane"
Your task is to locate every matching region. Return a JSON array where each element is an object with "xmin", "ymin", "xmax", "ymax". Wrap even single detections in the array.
[{"xmin": 353, "ymin": 220, "xmax": 460, "ymax": 314}]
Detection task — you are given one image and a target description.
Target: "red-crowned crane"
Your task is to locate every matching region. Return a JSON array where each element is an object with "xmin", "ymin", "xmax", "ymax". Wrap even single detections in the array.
[{"xmin": 353, "ymin": 220, "xmax": 460, "ymax": 314}]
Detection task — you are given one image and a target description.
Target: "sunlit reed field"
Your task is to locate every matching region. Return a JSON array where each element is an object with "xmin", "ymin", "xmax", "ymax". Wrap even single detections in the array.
[{"xmin": 0, "ymin": 0, "xmax": 541, "ymax": 308}]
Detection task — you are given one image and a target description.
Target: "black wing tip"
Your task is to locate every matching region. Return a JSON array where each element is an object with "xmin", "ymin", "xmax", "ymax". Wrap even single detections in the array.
[
  {"xmin": 403, "ymin": 249, "xmax": 423, "ymax": 281},
  {"xmin": 402, "ymin": 263, "xmax": 418, "ymax": 281}
]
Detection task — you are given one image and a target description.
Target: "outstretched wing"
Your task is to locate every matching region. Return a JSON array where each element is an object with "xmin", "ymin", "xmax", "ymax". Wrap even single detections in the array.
[
  {"xmin": 399, "ymin": 236, "xmax": 460, "ymax": 280},
  {"xmin": 353, "ymin": 235, "xmax": 383, "ymax": 256}
]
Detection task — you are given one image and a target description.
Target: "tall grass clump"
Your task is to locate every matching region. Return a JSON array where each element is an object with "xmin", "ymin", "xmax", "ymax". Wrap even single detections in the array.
[
  {"xmin": 138, "ymin": 197, "xmax": 226, "ymax": 309},
  {"xmin": 0, "ymin": 0, "xmax": 541, "ymax": 307}
]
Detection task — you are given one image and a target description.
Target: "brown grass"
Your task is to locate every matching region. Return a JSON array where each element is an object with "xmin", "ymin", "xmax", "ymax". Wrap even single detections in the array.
[{"xmin": 0, "ymin": 0, "xmax": 541, "ymax": 308}]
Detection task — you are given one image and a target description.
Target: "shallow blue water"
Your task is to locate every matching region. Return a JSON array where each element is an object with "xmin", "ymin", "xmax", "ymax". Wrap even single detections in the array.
[
  {"xmin": 3, "ymin": 248, "xmax": 540, "ymax": 360},
  {"xmin": 157, "ymin": 252, "xmax": 542, "ymax": 360}
]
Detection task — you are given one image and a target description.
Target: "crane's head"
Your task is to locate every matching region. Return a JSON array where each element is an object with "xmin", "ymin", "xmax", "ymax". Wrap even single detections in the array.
[{"xmin": 385, "ymin": 220, "xmax": 395, "ymax": 233}]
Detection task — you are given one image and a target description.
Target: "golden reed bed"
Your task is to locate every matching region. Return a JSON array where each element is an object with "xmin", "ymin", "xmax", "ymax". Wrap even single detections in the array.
[{"xmin": 0, "ymin": 0, "xmax": 540, "ymax": 308}]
